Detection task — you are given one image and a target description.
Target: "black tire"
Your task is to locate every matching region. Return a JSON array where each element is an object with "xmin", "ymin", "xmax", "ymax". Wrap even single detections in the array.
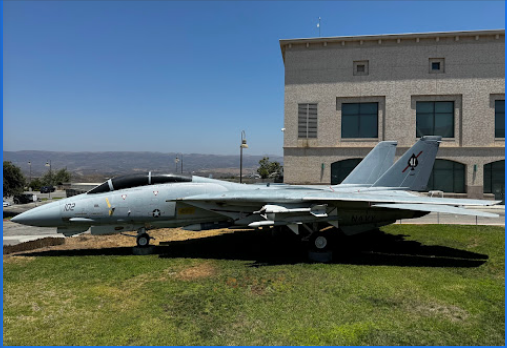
[
  {"xmin": 309, "ymin": 230, "xmax": 335, "ymax": 251},
  {"xmin": 136, "ymin": 233, "xmax": 150, "ymax": 247},
  {"xmin": 307, "ymin": 231, "xmax": 335, "ymax": 263}
]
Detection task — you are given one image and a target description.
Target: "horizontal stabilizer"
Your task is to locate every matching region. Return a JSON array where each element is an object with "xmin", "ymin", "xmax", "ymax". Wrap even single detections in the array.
[
  {"xmin": 301, "ymin": 195, "xmax": 500, "ymax": 207},
  {"xmin": 372, "ymin": 203, "xmax": 500, "ymax": 218}
]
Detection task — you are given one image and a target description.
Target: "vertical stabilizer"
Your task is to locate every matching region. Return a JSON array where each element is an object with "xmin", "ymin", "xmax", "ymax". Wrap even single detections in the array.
[
  {"xmin": 372, "ymin": 136, "xmax": 441, "ymax": 191},
  {"xmin": 340, "ymin": 141, "xmax": 397, "ymax": 185}
]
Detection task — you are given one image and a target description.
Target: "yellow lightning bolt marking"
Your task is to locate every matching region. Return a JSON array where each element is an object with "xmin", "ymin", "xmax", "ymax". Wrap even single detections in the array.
[{"xmin": 105, "ymin": 198, "xmax": 113, "ymax": 216}]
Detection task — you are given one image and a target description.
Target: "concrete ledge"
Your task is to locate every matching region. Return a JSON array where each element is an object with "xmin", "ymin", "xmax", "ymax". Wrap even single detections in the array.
[
  {"xmin": 133, "ymin": 246, "xmax": 156, "ymax": 255},
  {"xmin": 308, "ymin": 250, "xmax": 333, "ymax": 263}
]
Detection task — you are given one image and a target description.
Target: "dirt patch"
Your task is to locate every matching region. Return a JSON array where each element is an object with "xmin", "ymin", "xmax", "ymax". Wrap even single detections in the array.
[
  {"xmin": 414, "ymin": 303, "xmax": 469, "ymax": 322},
  {"xmin": 4, "ymin": 237, "xmax": 65, "ymax": 255},
  {"xmin": 173, "ymin": 262, "xmax": 217, "ymax": 281},
  {"xmin": 5, "ymin": 227, "xmax": 239, "ymax": 256}
]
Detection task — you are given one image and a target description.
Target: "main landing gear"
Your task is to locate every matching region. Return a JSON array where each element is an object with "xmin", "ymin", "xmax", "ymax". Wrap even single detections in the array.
[{"xmin": 304, "ymin": 225, "xmax": 335, "ymax": 263}]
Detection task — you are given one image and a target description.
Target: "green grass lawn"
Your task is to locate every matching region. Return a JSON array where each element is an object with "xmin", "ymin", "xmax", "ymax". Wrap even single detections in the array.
[{"xmin": 3, "ymin": 225, "xmax": 505, "ymax": 345}]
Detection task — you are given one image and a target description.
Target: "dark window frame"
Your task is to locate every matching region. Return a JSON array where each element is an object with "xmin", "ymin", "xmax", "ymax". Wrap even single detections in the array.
[
  {"xmin": 495, "ymin": 100, "xmax": 505, "ymax": 138},
  {"xmin": 341, "ymin": 102, "xmax": 379, "ymax": 139},
  {"xmin": 416, "ymin": 101, "xmax": 455, "ymax": 138},
  {"xmin": 429, "ymin": 58, "xmax": 445, "ymax": 74},
  {"xmin": 353, "ymin": 60, "xmax": 369, "ymax": 76}
]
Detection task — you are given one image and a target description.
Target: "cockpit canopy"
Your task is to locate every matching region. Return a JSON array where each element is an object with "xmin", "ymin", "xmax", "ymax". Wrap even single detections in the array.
[{"xmin": 88, "ymin": 172, "xmax": 192, "ymax": 194}]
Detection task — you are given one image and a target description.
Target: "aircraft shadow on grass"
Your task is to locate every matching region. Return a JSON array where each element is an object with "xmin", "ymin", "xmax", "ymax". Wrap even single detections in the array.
[{"xmin": 22, "ymin": 229, "xmax": 489, "ymax": 268}]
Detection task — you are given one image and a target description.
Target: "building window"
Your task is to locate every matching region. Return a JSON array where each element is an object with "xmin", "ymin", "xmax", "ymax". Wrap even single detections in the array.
[
  {"xmin": 416, "ymin": 101, "xmax": 454, "ymax": 138},
  {"xmin": 495, "ymin": 100, "xmax": 504, "ymax": 138},
  {"xmin": 342, "ymin": 102, "xmax": 378, "ymax": 138},
  {"xmin": 427, "ymin": 159, "xmax": 465, "ymax": 193},
  {"xmin": 484, "ymin": 160, "xmax": 505, "ymax": 203},
  {"xmin": 298, "ymin": 103, "xmax": 318, "ymax": 138},
  {"xmin": 353, "ymin": 60, "xmax": 369, "ymax": 76},
  {"xmin": 429, "ymin": 58, "xmax": 445, "ymax": 73},
  {"xmin": 331, "ymin": 159, "xmax": 362, "ymax": 185}
]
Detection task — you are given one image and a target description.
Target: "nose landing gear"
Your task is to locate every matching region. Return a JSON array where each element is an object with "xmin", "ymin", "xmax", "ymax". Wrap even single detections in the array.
[
  {"xmin": 136, "ymin": 228, "xmax": 152, "ymax": 247},
  {"xmin": 132, "ymin": 227, "xmax": 156, "ymax": 255}
]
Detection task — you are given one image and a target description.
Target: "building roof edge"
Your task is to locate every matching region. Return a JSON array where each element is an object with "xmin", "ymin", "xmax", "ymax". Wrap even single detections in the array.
[
  {"xmin": 279, "ymin": 29, "xmax": 505, "ymax": 45},
  {"xmin": 279, "ymin": 29, "xmax": 505, "ymax": 64}
]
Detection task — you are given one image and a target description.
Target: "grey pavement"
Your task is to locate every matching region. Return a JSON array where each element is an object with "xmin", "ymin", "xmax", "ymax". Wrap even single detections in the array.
[
  {"xmin": 3, "ymin": 192, "xmax": 68, "ymax": 246},
  {"xmin": 2, "ymin": 221, "xmax": 65, "ymax": 246},
  {"xmin": 3, "ymin": 189, "xmax": 67, "ymax": 206}
]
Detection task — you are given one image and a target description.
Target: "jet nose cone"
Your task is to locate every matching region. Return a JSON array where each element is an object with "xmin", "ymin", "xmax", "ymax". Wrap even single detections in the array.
[{"xmin": 11, "ymin": 204, "xmax": 63, "ymax": 227}]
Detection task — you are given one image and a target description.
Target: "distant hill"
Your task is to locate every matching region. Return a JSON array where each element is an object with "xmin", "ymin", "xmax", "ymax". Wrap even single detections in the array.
[{"xmin": 3, "ymin": 150, "xmax": 284, "ymax": 181}]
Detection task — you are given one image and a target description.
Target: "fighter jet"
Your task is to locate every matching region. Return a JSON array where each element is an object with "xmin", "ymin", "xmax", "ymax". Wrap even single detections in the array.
[{"xmin": 11, "ymin": 136, "xmax": 500, "ymax": 252}]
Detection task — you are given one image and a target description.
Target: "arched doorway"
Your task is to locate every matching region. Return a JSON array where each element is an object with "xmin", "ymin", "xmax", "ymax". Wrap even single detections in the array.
[
  {"xmin": 330, "ymin": 159, "xmax": 362, "ymax": 185},
  {"xmin": 426, "ymin": 159, "xmax": 466, "ymax": 193},
  {"xmin": 484, "ymin": 160, "xmax": 505, "ymax": 203}
]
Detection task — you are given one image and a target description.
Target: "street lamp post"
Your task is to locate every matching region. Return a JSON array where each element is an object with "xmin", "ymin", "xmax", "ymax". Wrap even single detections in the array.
[
  {"xmin": 239, "ymin": 130, "xmax": 248, "ymax": 183},
  {"xmin": 174, "ymin": 156, "xmax": 180, "ymax": 173},
  {"xmin": 45, "ymin": 160, "xmax": 52, "ymax": 200},
  {"xmin": 27, "ymin": 161, "xmax": 32, "ymax": 186}
]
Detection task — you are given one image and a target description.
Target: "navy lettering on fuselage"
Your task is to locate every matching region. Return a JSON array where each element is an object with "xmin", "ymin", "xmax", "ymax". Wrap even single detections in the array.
[{"xmin": 351, "ymin": 215, "xmax": 376, "ymax": 223}]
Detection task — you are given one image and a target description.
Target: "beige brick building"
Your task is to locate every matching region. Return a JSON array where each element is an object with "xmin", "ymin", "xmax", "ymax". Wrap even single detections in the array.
[{"xmin": 280, "ymin": 29, "xmax": 505, "ymax": 201}]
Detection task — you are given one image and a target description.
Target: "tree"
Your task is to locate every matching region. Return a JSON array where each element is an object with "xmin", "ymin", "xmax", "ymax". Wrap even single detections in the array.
[
  {"xmin": 257, "ymin": 157, "xmax": 283, "ymax": 179},
  {"xmin": 53, "ymin": 168, "xmax": 72, "ymax": 185},
  {"xmin": 41, "ymin": 168, "xmax": 71, "ymax": 186},
  {"xmin": 3, "ymin": 161, "xmax": 26, "ymax": 198},
  {"xmin": 29, "ymin": 178, "xmax": 43, "ymax": 191}
]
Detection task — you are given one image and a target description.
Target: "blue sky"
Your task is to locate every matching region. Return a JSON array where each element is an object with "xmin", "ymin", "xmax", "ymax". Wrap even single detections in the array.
[{"xmin": 3, "ymin": 1, "xmax": 505, "ymax": 156}]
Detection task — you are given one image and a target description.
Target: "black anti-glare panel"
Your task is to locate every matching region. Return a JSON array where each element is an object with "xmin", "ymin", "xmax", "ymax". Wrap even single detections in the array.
[
  {"xmin": 112, "ymin": 173, "xmax": 150, "ymax": 191},
  {"xmin": 152, "ymin": 173, "xmax": 192, "ymax": 184}
]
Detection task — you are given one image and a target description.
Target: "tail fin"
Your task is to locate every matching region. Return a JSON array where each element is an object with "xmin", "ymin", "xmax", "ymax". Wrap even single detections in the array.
[
  {"xmin": 372, "ymin": 136, "xmax": 441, "ymax": 191},
  {"xmin": 340, "ymin": 141, "xmax": 397, "ymax": 185}
]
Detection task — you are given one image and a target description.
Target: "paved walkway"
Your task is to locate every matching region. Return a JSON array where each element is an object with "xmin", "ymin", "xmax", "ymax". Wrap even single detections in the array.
[{"xmin": 3, "ymin": 221, "xmax": 63, "ymax": 246}]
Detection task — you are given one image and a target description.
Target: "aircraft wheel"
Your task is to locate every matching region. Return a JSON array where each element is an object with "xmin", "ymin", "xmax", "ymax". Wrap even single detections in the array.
[
  {"xmin": 308, "ymin": 231, "xmax": 334, "ymax": 262},
  {"xmin": 314, "ymin": 235, "xmax": 328, "ymax": 249},
  {"xmin": 136, "ymin": 233, "xmax": 150, "ymax": 247},
  {"xmin": 310, "ymin": 231, "xmax": 333, "ymax": 251}
]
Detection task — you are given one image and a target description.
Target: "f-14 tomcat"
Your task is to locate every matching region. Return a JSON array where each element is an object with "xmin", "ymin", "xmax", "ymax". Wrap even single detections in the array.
[{"xmin": 12, "ymin": 136, "xmax": 500, "ymax": 251}]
